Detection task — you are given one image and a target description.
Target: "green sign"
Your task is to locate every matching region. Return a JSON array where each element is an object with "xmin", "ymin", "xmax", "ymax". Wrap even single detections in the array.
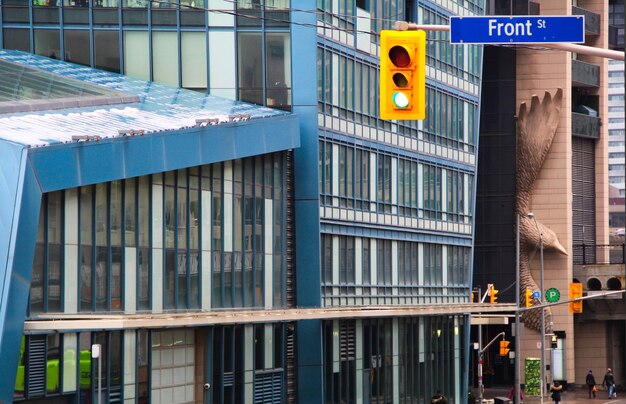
[{"xmin": 546, "ymin": 288, "xmax": 560, "ymax": 303}]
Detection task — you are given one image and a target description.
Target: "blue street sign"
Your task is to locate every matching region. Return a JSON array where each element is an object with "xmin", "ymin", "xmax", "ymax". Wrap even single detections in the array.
[
  {"xmin": 533, "ymin": 291, "xmax": 541, "ymax": 300},
  {"xmin": 450, "ymin": 16, "xmax": 585, "ymax": 44}
]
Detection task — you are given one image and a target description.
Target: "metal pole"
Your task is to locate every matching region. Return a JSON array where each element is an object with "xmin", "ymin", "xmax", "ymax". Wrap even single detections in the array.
[
  {"xmin": 478, "ymin": 289, "xmax": 483, "ymax": 404},
  {"xmin": 535, "ymin": 232, "xmax": 547, "ymax": 403},
  {"xmin": 528, "ymin": 213, "xmax": 545, "ymax": 404},
  {"xmin": 98, "ymin": 353, "xmax": 102, "ymax": 404},
  {"xmin": 393, "ymin": 21, "xmax": 625, "ymax": 61},
  {"xmin": 515, "ymin": 214, "xmax": 521, "ymax": 404}
]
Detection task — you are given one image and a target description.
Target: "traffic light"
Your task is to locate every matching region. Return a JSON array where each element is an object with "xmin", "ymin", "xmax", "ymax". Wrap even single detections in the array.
[
  {"xmin": 569, "ymin": 282, "xmax": 583, "ymax": 313},
  {"xmin": 489, "ymin": 285, "xmax": 498, "ymax": 304},
  {"xmin": 550, "ymin": 335, "xmax": 558, "ymax": 349},
  {"xmin": 379, "ymin": 30, "xmax": 426, "ymax": 121},
  {"xmin": 525, "ymin": 288, "xmax": 533, "ymax": 308},
  {"xmin": 499, "ymin": 340, "xmax": 510, "ymax": 356}
]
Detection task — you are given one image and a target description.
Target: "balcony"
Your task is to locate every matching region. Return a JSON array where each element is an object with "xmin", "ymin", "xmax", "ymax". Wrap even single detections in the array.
[
  {"xmin": 572, "ymin": 112, "xmax": 600, "ymax": 139},
  {"xmin": 572, "ymin": 243, "xmax": 625, "ymax": 320},
  {"xmin": 572, "ymin": 6, "xmax": 600, "ymax": 36},
  {"xmin": 609, "ymin": 25, "xmax": 625, "ymax": 51},
  {"xmin": 572, "ymin": 59, "xmax": 600, "ymax": 88}
]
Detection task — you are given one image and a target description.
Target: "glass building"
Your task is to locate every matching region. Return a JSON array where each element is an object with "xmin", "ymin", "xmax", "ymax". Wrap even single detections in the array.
[{"xmin": 0, "ymin": 0, "xmax": 484, "ymax": 402}]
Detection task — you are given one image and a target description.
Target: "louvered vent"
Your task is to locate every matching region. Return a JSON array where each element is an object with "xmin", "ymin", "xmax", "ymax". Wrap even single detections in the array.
[
  {"xmin": 286, "ymin": 322, "xmax": 296, "ymax": 404},
  {"xmin": 26, "ymin": 335, "xmax": 47, "ymax": 397},
  {"xmin": 254, "ymin": 371, "xmax": 283, "ymax": 404},
  {"xmin": 572, "ymin": 136, "xmax": 596, "ymax": 264},
  {"xmin": 285, "ymin": 150, "xmax": 295, "ymax": 308},
  {"xmin": 223, "ymin": 372, "xmax": 235, "ymax": 387},
  {"xmin": 340, "ymin": 321, "xmax": 356, "ymax": 361}
]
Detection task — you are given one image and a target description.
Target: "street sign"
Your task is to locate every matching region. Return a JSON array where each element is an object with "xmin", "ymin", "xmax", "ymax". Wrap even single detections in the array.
[
  {"xmin": 450, "ymin": 16, "xmax": 585, "ymax": 44},
  {"xmin": 533, "ymin": 291, "xmax": 541, "ymax": 300},
  {"xmin": 546, "ymin": 288, "xmax": 561, "ymax": 303}
]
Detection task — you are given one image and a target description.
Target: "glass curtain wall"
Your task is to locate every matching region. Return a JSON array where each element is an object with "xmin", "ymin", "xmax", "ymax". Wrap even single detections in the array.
[{"xmin": 28, "ymin": 152, "xmax": 289, "ymax": 316}]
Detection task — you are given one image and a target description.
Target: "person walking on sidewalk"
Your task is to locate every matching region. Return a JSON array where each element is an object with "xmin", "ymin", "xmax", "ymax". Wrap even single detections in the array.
[
  {"xmin": 587, "ymin": 370, "xmax": 597, "ymax": 399},
  {"xmin": 550, "ymin": 381, "xmax": 563, "ymax": 404},
  {"xmin": 603, "ymin": 368, "xmax": 616, "ymax": 399},
  {"xmin": 431, "ymin": 390, "xmax": 448, "ymax": 404}
]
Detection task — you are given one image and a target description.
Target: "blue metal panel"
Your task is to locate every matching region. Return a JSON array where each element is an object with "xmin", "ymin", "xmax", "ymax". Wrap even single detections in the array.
[
  {"xmin": 29, "ymin": 114, "xmax": 300, "ymax": 193},
  {"xmin": 292, "ymin": 2, "xmax": 324, "ymax": 402},
  {"xmin": 320, "ymin": 222, "xmax": 473, "ymax": 246},
  {"xmin": 296, "ymin": 320, "xmax": 324, "ymax": 404},
  {"xmin": 0, "ymin": 142, "xmax": 24, "ymax": 298},
  {"xmin": 292, "ymin": 0, "xmax": 322, "ymax": 307},
  {"xmin": 0, "ymin": 155, "xmax": 42, "ymax": 403}
]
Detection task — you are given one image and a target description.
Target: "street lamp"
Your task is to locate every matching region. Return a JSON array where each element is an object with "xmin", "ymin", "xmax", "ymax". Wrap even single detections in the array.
[{"xmin": 528, "ymin": 212, "xmax": 546, "ymax": 404}]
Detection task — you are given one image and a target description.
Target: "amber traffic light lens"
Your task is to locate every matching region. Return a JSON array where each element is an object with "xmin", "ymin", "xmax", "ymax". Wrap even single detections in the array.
[
  {"xmin": 392, "ymin": 72, "xmax": 409, "ymax": 87},
  {"xmin": 388, "ymin": 45, "xmax": 411, "ymax": 67}
]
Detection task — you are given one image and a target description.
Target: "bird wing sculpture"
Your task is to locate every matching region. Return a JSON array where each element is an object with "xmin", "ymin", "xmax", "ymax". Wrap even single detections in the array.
[{"xmin": 515, "ymin": 89, "xmax": 567, "ymax": 332}]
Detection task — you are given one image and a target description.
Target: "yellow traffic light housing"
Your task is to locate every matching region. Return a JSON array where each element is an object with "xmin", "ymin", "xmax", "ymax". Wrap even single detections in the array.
[
  {"xmin": 525, "ymin": 288, "xmax": 533, "ymax": 308},
  {"xmin": 379, "ymin": 30, "xmax": 426, "ymax": 121},
  {"xmin": 499, "ymin": 340, "xmax": 510, "ymax": 356},
  {"xmin": 489, "ymin": 285, "xmax": 498, "ymax": 304},
  {"xmin": 569, "ymin": 282, "xmax": 583, "ymax": 313}
]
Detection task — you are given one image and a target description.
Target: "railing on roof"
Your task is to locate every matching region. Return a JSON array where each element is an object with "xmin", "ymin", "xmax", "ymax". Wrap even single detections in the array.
[{"xmin": 573, "ymin": 243, "xmax": 626, "ymax": 265}]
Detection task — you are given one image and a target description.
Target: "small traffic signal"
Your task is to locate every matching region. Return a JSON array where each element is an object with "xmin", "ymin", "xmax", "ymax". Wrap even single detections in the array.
[
  {"xmin": 499, "ymin": 340, "xmax": 510, "ymax": 356},
  {"xmin": 489, "ymin": 285, "xmax": 498, "ymax": 304},
  {"xmin": 379, "ymin": 30, "xmax": 426, "ymax": 121},
  {"xmin": 569, "ymin": 282, "xmax": 583, "ymax": 313},
  {"xmin": 525, "ymin": 288, "xmax": 533, "ymax": 308},
  {"xmin": 550, "ymin": 335, "xmax": 558, "ymax": 349}
]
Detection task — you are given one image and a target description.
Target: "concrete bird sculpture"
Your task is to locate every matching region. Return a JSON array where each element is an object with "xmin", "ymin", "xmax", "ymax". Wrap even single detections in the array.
[{"xmin": 515, "ymin": 89, "xmax": 567, "ymax": 332}]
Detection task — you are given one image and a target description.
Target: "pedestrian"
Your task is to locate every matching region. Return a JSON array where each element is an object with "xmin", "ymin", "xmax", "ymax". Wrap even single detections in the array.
[
  {"xmin": 586, "ymin": 370, "xmax": 597, "ymax": 398},
  {"xmin": 602, "ymin": 368, "xmax": 616, "ymax": 399},
  {"xmin": 550, "ymin": 381, "xmax": 563, "ymax": 404},
  {"xmin": 508, "ymin": 385, "xmax": 524, "ymax": 401},
  {"xmin": 431, "ymin": 389, "xmax": 448, "ymax": 404}
]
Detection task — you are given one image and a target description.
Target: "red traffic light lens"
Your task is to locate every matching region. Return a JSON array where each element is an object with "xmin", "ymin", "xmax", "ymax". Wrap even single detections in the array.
[{"xmin": 388, "ymin": 45, "xmax": 411, "ymax": 68}]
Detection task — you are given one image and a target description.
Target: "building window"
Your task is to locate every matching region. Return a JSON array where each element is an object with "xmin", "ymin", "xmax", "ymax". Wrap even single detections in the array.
[
  {"xmin": 377, "ymin": 154, "xmax": 392, "ymax": 213},
  {"xmin": 94, "ymin": 30, "xmax": 121, "ymax": 73},
  {"xmin": 398, "ymin": 159, "xmax": 418, "ymax": 217},
  {"xmin": 3, "ymin": 28, "xmax": 30, "ymax": 52},
  {"xmin": 163, "ymin": 169, "xmax": 200, "ymax": 310},
  {"xmin": 423, "ymin": 164, "xmax": 442, "ymax": 220},
  {"xmin": 323, "ymin": 320, "xmax": 356, "ymax": 403},
  {"xmin": 238, "ymin": 32, "xmax": 292, "ymax": 111},
  {"xmin": 423, "ymin": 243, "xmax": 443, "ymax": 287}
]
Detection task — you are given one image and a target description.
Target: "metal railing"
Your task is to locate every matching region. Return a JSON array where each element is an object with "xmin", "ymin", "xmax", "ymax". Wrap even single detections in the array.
[
  {"xmin": 572, "ymin": 59, "xmax": 600, "ymax": 87},
  {"xmin": 572, "ymin": 6, "xmax": 600, "ymax": 35},
  {"xmin": 573, "ymin": 243, "xmax": 626, "ymax": 265},
  {"xmin": 572, "ymin": 112, "xmax": 600, "ymax": 139}
]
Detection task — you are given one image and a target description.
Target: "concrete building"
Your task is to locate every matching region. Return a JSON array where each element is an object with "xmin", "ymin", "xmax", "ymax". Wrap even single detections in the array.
[
  {"xmin": 0, "ymin": 0, "xmax": 484, "ymax": 403},
  {"xmin": 475, "ymin": 0, "xmax": 625, "ymax": 392}
]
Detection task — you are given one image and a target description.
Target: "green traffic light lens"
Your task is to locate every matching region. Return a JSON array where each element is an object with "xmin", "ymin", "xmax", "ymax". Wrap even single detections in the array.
[{"xmin": 392, "ymin": 92, "xmax": 409, "ymax": 108}]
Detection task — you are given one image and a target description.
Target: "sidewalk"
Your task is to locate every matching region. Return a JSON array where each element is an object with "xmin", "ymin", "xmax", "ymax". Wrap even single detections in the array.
[{"xmin": 481, "ymin": 385, "xmax": 622, "ymax": 404}]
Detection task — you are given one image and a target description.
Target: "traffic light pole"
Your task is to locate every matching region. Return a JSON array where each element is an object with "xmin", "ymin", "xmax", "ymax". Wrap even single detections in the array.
[
  {"xmin": 515, "ymin": 214, "xmax": 521, "ymax": 404},
  {"xmin": 478, "ymin": 331, "xmax": 506, "ymax": 403},
  {"xmin": 392, "ymin": 21, "xmax": 625, "ymax": 61}
]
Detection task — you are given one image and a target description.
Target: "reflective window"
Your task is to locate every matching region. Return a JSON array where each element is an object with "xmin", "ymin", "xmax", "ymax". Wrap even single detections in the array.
[
  {"xmin": 95, "ymin": 31, "xmax": 121, "ymax": 73},
  {"xmin": 64, "ymin": 30, "xmax": 90, "ymax": 67},
  {"xmin": 34, "ymin": 29, "xmax": 60, "ymax": 59},
  {"xmin": 3, "ymin": 28, "xmax": 30, "ymax": 51}
]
